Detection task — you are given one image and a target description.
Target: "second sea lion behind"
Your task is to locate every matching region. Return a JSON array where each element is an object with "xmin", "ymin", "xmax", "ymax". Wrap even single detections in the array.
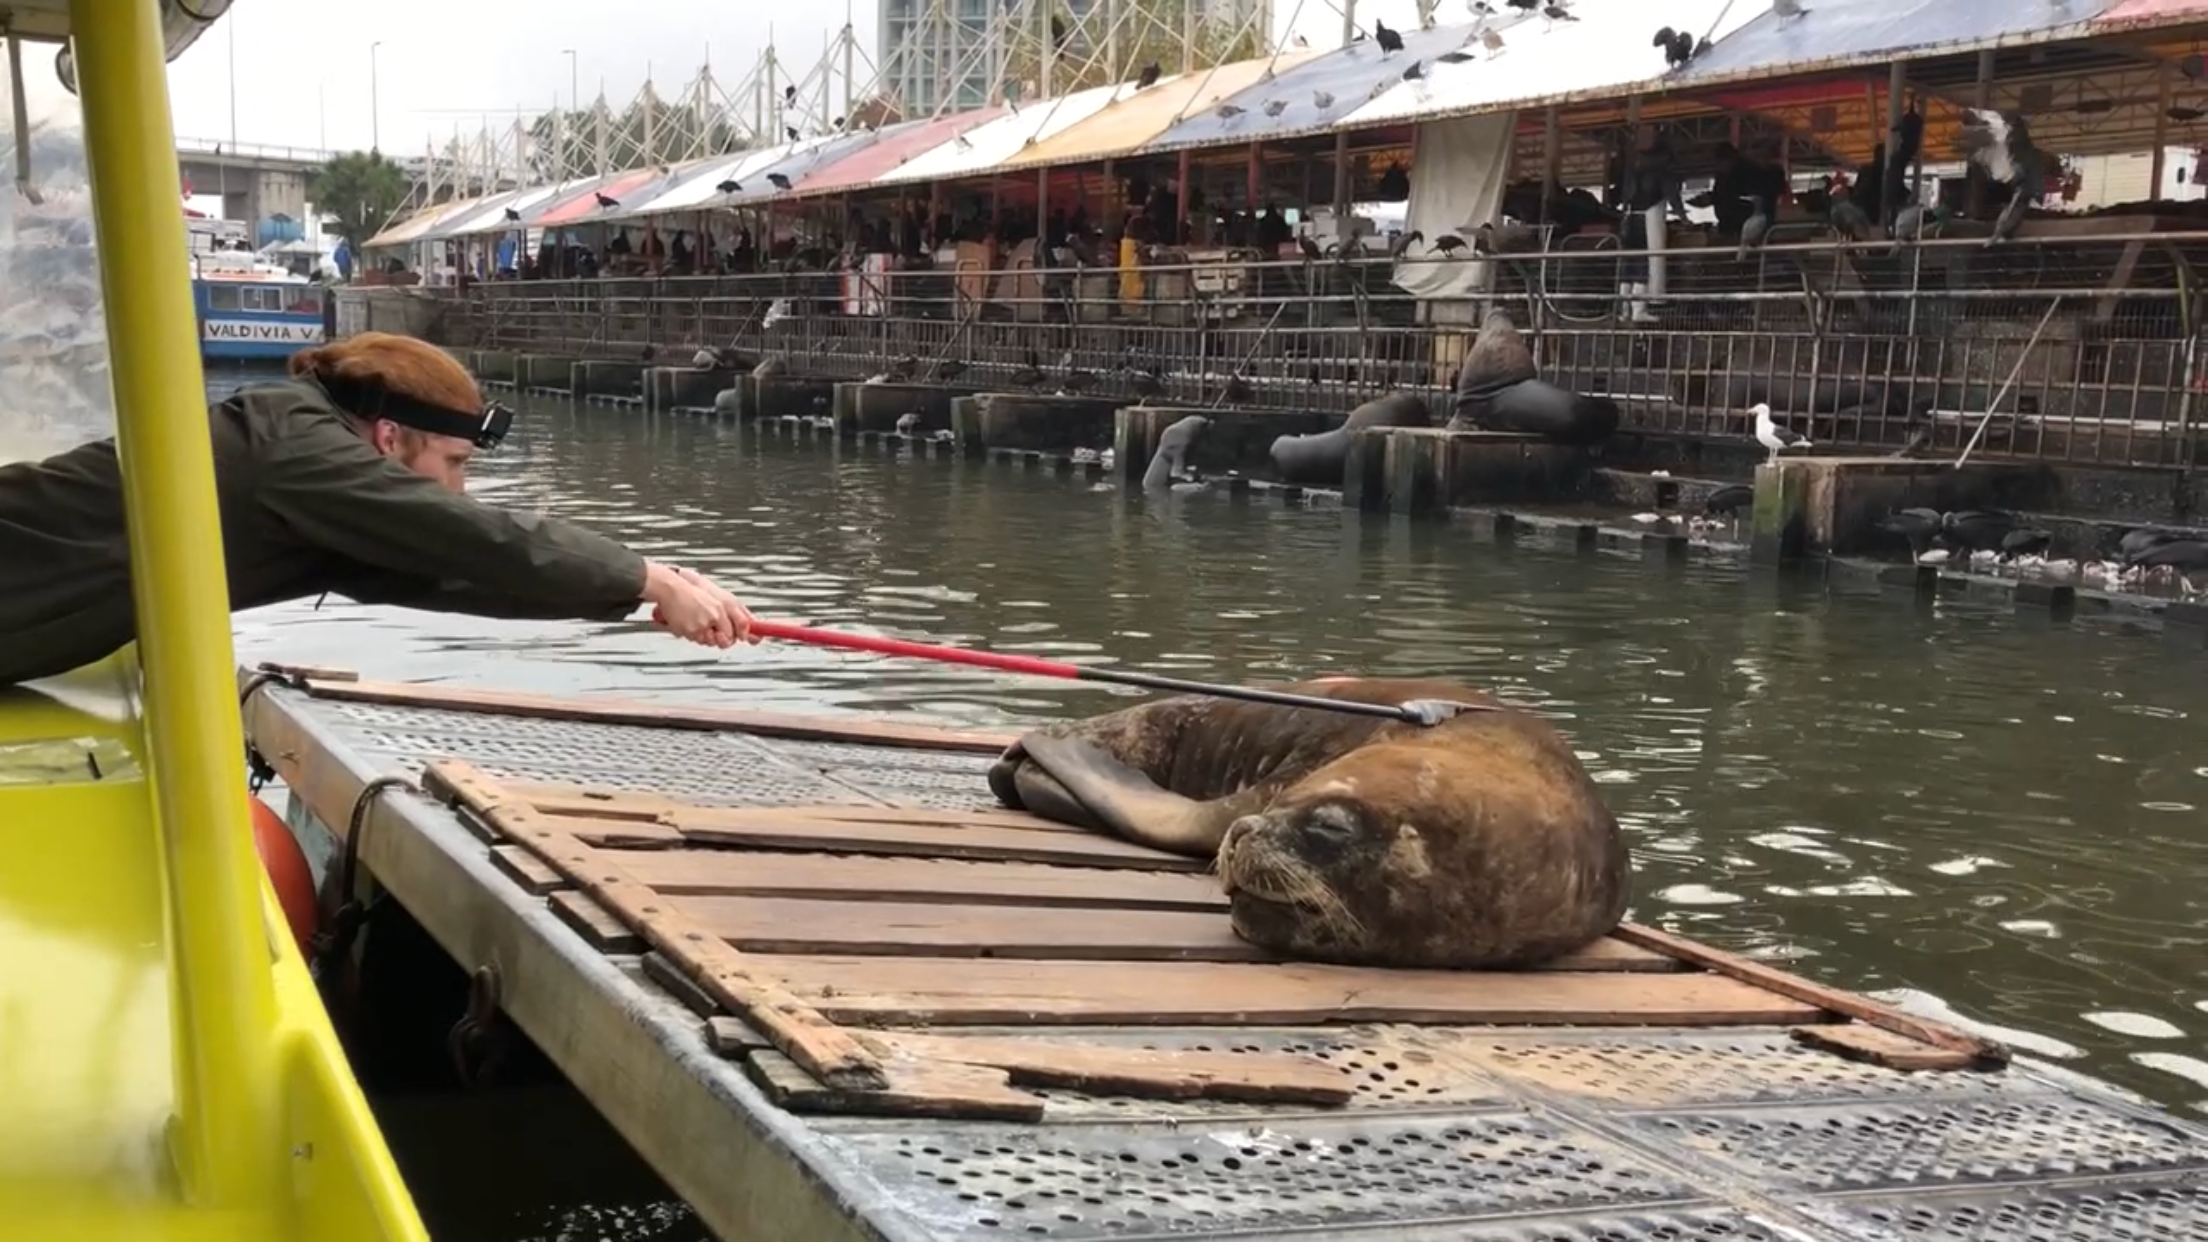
[{"xmin": 1451, "ymin": 311, "xmax": 1620, "ymax": 446}]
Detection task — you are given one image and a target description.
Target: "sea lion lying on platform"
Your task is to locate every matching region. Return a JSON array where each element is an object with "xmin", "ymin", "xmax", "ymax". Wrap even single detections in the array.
[
  {"xmin": 1449, "ymin": 311, "xmax": 1620, "ymax": 446},
  {"xmin": 1269, "ymin": 393, "xmax": 1432, "ymax": 486},
  {"xmin": 986, "ymin": 677, "xmax": 1630, "ymax": 969}
]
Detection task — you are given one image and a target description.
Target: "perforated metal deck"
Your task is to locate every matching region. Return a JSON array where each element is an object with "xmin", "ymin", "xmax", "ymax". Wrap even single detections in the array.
[{"xmin": 248, "ymin": 682, "xmax": 2208, "ymax": 1242}]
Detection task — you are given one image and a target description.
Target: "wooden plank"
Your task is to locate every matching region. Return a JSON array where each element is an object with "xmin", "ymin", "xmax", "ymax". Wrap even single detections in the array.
[
  {"xmin": 526, "ymin": 813, "xmax": 686, "ymax": 849},
  {"xmin": 425, "ymin": 760, "xmax": 890, "ymax": 1092},
  {"xmin": 743, "ymin": 1049, "xmax": 1044, "ymax": 1121},
  {"xmin": 549, "ymin": 891, "xmax": 643, "ymax": 953},
  {"xmin": 490, "ymin": 845, "xmax": 567, "ymax": 895},
  {"xmin": 641, "ymin": 950, "xmax": 724, "ymax": 1018},
  {"xmin": 614, "ymin": 850, "xmax": 1229, "ymax": 911},
  {"xmin": 680, "ymin": 894, "xmax": 1266, "ymax": 961},
  {"xmin": 667, "ymin": 808, "xmax": 1205, "ymax": 872},
  {"xmin": 304, "ymin": 674, "xmax": 1018, "ymax": 754},
  {"xmin": 504, "ymin": 780, "xmax": 687, "ymax": 823},
  {"xmin": 1790, "ymin": 1023, "xmax": 1982, "ymax": 1072},
  {"xmin": 744, "ymin": 957, "xmax": 1829, "ymax": 1027},
  {"xmin": 1614, "ymin": 922, "xmax": 2007, "ymax": 1063},
  {"xmin": 719, "ymin": 804, "xmax": 1087, "ymax": 832},
  {"xmin": 672, "ymin": 897, "xmax": 1681, "ymax": 969},
  {"xmin": 862, "ymin": 1031, "xmax": 1355, "ymax": 1107},
  {"xmin": 509, "ymin": 782, "xmax": 1052, "ymax": 832},
  {"xmin": 708, "ymin": 1016, "xmax": 769, "ymax": 1055}
]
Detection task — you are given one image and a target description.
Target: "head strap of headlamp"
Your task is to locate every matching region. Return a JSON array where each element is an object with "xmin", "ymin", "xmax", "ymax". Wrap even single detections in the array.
[{"xmin": 317, "ymin": 372, "xmax": 513, "ymax": 449}]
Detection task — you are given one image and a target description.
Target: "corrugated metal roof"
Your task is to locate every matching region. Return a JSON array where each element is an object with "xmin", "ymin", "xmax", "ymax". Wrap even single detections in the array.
[
  {"xmin": 1003, "ymin": 56, "xmax": 1314, "ymax": 170},
  {"xmin": 1344, "ymin": 0, "xmax": 1761, "ymax": 130},
  {"xmin": 1672, "ymin": 0, "xmax": 2105, "ymax": 87},
  {"xmin": 1138, "ymin": 27, "xmax": 1472, "ymax": 156},
  {"xmin": 877, "ymin": 80, "xmax": 1138, "ymax": 188},
  {"xmin": 797, "ymin": 110, "xmax": 1008, "ymax": 196}
]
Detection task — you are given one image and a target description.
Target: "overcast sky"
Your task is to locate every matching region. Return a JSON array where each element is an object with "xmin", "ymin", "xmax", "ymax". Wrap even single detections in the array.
[{"xmin": 156, "ymin": 0, "xmax": 1434, "ymax": 154}]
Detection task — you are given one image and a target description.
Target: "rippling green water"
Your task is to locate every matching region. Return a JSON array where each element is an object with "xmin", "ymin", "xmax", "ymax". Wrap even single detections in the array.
[{"xmin": 217, "ymin": 383, "xmax": 2208, "ymax": 1239}]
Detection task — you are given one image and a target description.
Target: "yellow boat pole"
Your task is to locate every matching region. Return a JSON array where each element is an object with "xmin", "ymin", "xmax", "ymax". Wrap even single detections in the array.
[{"xmin": 72, "ymin": 0, "xmax": 283, "ymax": 1207}]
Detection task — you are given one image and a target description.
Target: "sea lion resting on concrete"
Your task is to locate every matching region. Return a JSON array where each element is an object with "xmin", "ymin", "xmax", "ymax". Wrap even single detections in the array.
[
  {"xmin": 1448, "ymin": 311, "xmax": 1620, "ymax": 446},
  {"xmin": 1269, "ymin": 393, "xmax": 1431, "ymax": 487},
  {"xmin": 986, "ymin": 676, "xmax": 1630, "ymax": 969}
]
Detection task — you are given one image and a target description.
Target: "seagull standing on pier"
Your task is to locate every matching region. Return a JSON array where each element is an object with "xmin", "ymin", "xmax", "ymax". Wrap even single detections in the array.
[{"xmin": 1751, "ymin": 402, "xmax": 1812, "ymax": 464}]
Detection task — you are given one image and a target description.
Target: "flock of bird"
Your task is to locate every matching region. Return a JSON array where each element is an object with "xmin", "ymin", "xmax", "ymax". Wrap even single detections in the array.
[{"xmin": 1877, "ymin": 509, "xmax": 2208, "ymax": 593}]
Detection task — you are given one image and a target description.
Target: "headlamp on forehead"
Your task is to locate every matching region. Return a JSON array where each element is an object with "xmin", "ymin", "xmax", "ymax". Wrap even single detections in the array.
[{"xmin": 317, "ymin": 373, "xmax": 515, "ymax": 450}]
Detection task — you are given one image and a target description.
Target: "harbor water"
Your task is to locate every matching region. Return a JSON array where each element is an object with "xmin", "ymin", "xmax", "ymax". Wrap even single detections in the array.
[{"xmin": 211, "ymin": 377, "xmax": 2208, "ymax": 1241}]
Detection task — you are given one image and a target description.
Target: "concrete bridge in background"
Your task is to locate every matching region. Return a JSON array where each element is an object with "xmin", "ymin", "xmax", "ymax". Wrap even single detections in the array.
[{"xmin": 174, "ymin": 138, "xmax": 505, "ymax": 240}]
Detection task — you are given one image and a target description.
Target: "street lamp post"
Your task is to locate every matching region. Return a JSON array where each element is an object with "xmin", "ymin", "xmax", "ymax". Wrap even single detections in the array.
[
  {"xmin": 561, "ymin": 49, "xmax": 578, "ymax": 180},
  {"xmin": 370, "ymin": 41, "xmax": 383, "ymax": 152}
]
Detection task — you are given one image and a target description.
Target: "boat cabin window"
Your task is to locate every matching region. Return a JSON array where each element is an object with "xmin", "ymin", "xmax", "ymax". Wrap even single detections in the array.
[
  {"xmin": 288, "ymin": 287, "xmax": 326, "ymax": 314},
  {"xmin": 207, "ymin": 284, "xmax": 242, "ymax": 310}
]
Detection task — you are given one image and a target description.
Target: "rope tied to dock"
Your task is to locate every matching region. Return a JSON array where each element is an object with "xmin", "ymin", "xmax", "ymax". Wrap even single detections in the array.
[{"xmin": 308, "ymin": 774, "xmax": 425, "ymax": 985}]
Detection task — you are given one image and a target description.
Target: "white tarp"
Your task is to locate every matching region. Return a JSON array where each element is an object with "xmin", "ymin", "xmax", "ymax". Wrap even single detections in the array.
[
  {"xmin": 1341, "ymin": 0, "xmax": 1770, "ymax": 130},
  {"xmin": 879, "ymin": 80, "xmax": 1150, "ymax": 188},
  {"xmin": 1390, "ymin": 112, "xmax": 1516, "ymax": 314}
]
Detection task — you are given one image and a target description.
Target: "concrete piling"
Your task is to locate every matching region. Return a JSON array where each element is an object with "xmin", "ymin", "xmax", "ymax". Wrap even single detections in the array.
[
  {"xmin": 646, "ymin": 366, "xmax": 737, "ymax": 414},
  {"xmin": 833, "ymin": 382, "xmax": 960, "ymax": 439}
]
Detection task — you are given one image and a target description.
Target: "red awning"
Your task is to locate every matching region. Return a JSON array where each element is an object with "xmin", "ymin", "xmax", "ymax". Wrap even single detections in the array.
[
  {"xmin": 797, "ymin": 111, "xmax": 1007, "ymax": 197},
  {"xmin": 535, "ymin": 169, "xmax": 663, "ymax": 228}
]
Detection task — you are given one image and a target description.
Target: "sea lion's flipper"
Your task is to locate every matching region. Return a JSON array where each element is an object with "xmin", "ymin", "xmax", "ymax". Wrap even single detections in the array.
[
  {"xmin": 990, "ymin": 737, "xmax": 1111, "ymax": 831},
  {"xmin": 986, "ymin": 742, "xmax": 1029, "ymax": 809},
  {"xmin": 1015, "ymin": 732, "xmax": 1225, "ymax": 859},
  {"xmin": 1009, "ymin": 761, "xmax": 1107, "ymax": 833}
]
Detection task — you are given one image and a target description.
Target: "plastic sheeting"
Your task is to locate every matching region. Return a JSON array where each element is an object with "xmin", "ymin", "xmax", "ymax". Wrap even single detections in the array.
[
  {"xmin": 1675, "ymin": 0, "xmax": 2096, "ymax": 85},
  {"xmin": 797, "ymin": 110, "xmax": 1007, "ymax": 196},
  {"xmin": 1391, "ymin": 112, "xmax": 1515, "ymax": 311},
  {"xmin": 557, "ymin": 163, "xmax": 707, "ymax": 228},
  {"xmin": 2097, "ymin": 0, "xmax": 2208, "ymax": 24},
  {"xmin": 634, "ymin": 145, "xmax": 801, "ymax": 216},
  {"xmin": 523, "ymin": 180, "xmax": 623, "ymax": 230},
  {"xmin": 877, "ymin": 80, "xmax": 1137, "ymax": 188},
  {"xmin": 1004, "ymin": 56, "xmax": 1314, "ymax": 170},
  {"xmin": 1140, "ymin": 25, "xmax": 1485, "ymax": 157},
  {"xmin": 1343, "ymin": 0, "xmax": 1763, "ymax": 130},
  {"xmin": 731, "ymin": 129, "xmax": 894, "ymax": 202},
  {"xmin": 412, "ymin": 188, "xmax": 531, "ymax": 243},
  {"xmin": 367, "ymin": 197, "xmax": 483, "ymax": 248},
  {"xmin": 534, "ymin": 169, "xmax": 665, "ymax": 229}
]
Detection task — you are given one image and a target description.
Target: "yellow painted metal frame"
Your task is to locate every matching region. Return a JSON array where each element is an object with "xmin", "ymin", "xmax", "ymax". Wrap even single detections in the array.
[{"xmin": 0, "ymin": 0, "xmax": 426, "ymax": 1236}]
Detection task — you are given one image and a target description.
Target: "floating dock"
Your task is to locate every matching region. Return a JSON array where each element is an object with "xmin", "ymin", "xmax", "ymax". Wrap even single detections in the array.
[{"xmin": 240, "ymin": 664, "xmax": 2208, "ymax": 1241}]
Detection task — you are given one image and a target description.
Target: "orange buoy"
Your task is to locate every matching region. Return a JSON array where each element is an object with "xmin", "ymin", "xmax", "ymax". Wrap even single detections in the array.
[{"xmin": 250, "ymin": 793, "xmax": 319, "ymax": 958}]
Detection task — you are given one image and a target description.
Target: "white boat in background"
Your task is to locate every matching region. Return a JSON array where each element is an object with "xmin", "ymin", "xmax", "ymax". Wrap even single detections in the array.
[{"xmin": 187, "ymin": 213, "xmax": 327, "ymax": 362}]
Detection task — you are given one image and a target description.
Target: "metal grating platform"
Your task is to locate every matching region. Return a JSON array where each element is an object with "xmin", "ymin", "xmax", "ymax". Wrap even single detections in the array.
[
  {"xmin": 318, "ymin": 697, "xmax": 1007, "ymax": 809},
  {"xmin": 255, "ymin": 685, "xmax": 2208, "ymax": 1241}
]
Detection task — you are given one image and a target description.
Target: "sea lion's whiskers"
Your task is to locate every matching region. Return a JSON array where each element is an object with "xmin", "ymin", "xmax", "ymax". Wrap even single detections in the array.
[{"xmin": 1255, "ymin": 857, "xmax": 1368, "ymax": 942}]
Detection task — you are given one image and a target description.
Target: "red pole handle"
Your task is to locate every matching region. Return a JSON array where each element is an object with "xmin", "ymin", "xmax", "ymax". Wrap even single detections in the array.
[{"xmin": 652, "ymin": 609, "xmax": 1088, "ymax": 681}]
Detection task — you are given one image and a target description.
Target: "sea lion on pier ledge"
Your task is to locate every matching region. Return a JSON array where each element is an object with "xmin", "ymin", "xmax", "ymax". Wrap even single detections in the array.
[
  {"xmin": 1268, "ymin": 392, "xmax": 1432, "ymax": 487},
  {"xmin": 1450, "ymin": 310, "xmax": 1621, "ymax": 446},
  {"xmin": 986, "ymin": 676, "xmax": 1630, "ymax": 969},
  {"xmin": 1142, "ymin": 413, "xmax": 1212, "ymax": 491}
]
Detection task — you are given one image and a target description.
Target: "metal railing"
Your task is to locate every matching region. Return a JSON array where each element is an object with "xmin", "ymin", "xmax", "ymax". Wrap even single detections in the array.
[
  {"xmin": 174, "ymin": 137, "xmax": 339, "ymax": 166},
  {"xmin": 421, "ymin": 229, "xmax": 2208, "ymax": 472}
]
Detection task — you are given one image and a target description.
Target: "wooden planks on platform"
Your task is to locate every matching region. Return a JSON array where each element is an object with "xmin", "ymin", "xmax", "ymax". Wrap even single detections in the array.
[{"xmin": 409, "ymin": 752, "xmax": 2006, "ymax": 1125}]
